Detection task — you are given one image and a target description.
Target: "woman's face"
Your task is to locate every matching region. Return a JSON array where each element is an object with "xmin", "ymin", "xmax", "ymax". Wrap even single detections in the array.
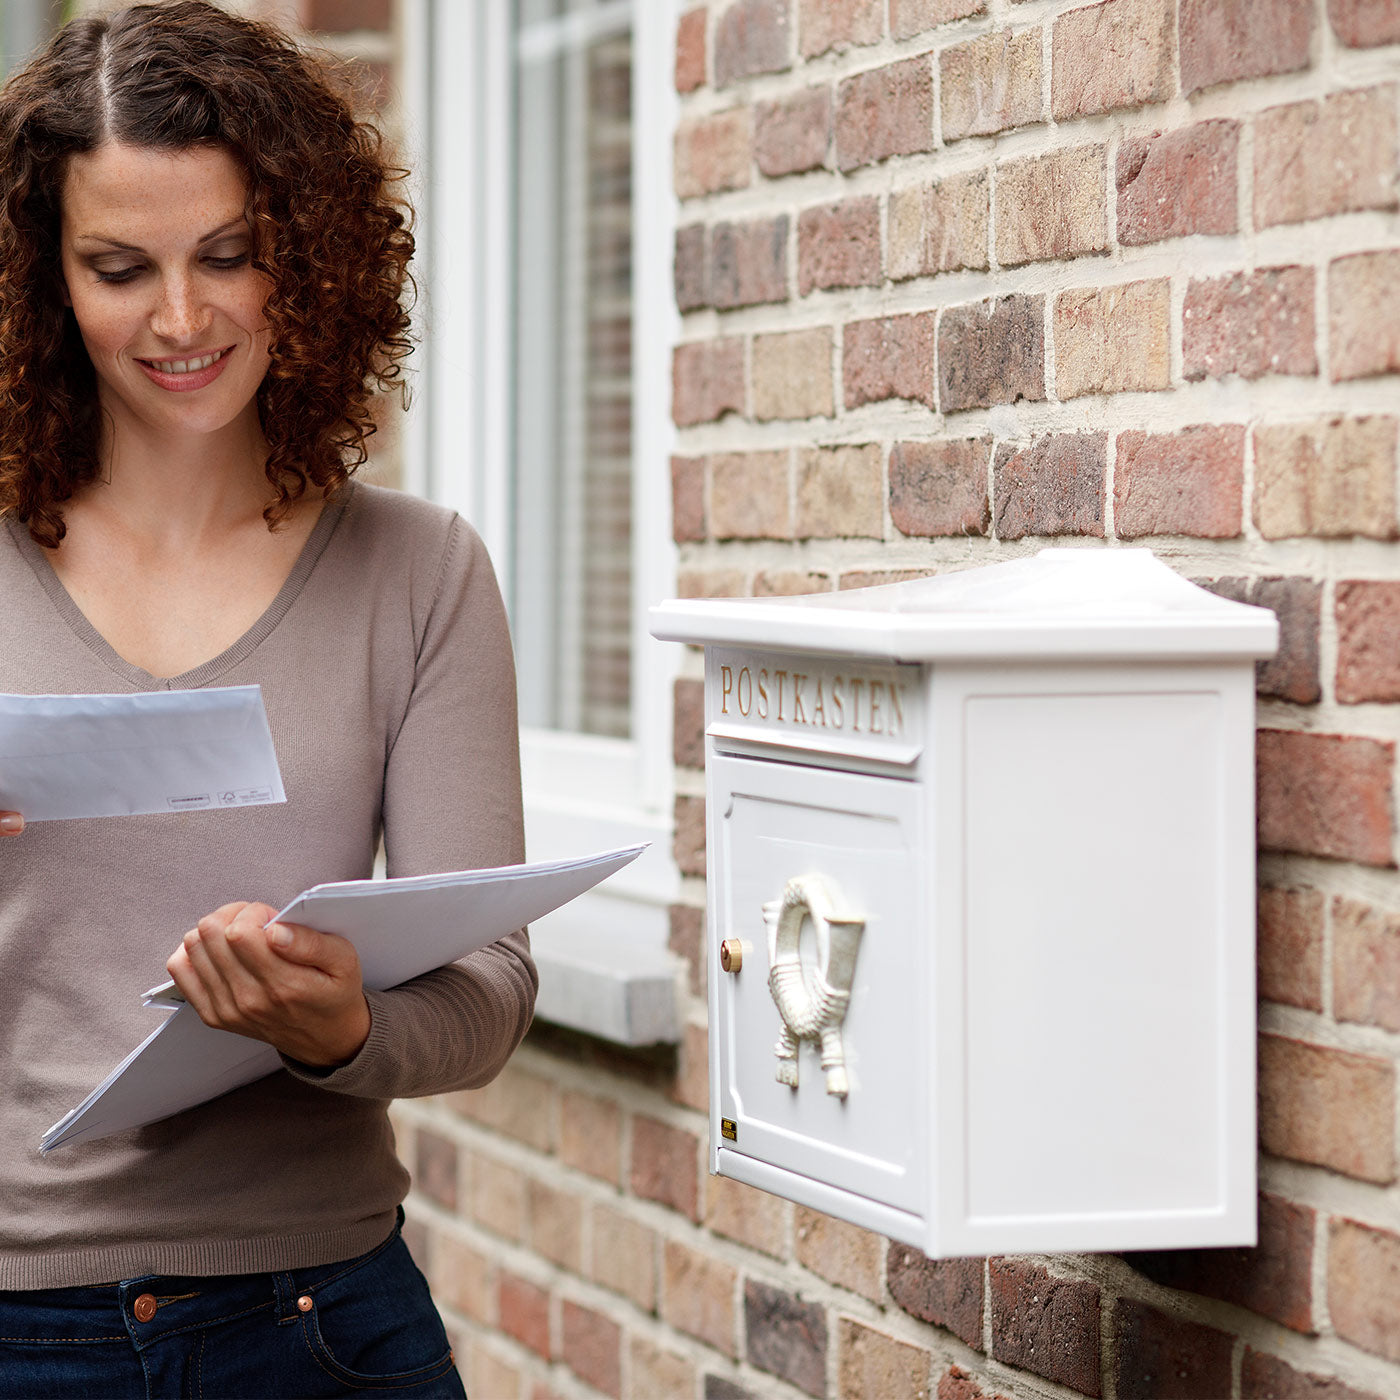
[{"xmin": 58, "ymin": 142, "xmax": 273, "ymax": 449}]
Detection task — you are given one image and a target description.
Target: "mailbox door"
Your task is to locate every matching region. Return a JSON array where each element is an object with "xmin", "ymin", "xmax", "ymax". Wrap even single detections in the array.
[{"xmin": 709, "ymin": 753, "xmax": 926, "ymax": 1217}]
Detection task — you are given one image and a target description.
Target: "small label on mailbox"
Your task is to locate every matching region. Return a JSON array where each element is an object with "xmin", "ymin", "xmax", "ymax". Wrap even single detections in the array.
[
  {"xmin": 720, "ymin": 1118, "xmax": 738, "ymax": 1141},
  {"xmin": 708, "ymin": 647, "xmax": 923, "ymax": 766}
]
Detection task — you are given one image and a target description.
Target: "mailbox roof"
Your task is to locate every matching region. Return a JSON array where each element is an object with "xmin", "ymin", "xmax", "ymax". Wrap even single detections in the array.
[{"xmin": 649, "ymin": 548, "xmax": 1279, "ymax": 662}]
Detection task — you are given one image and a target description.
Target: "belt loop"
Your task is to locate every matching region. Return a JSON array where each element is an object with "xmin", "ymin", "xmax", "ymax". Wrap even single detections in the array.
[{"xmin": 272, "ymin": 1270, "xmax": 299, "ymax": 1326}]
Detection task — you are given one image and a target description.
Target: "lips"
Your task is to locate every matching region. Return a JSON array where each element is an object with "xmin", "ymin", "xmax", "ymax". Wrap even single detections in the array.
[{"xmin": 134, "ymin": 345, "xmax": 235, "ymax": 392}]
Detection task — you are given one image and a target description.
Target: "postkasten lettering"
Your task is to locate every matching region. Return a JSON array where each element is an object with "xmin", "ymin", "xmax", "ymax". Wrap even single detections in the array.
[{"xmin": 718, "ymin": 663, "xmax": 906, "ymax": 737}]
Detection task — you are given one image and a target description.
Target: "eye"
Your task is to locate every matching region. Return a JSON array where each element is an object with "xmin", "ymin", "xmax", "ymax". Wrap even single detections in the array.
[
  {"xmin": 93, "ymin": 265, "xmax": 144, "ymax": 285},
  {"xmin": 203, "ymin": 250, "xmax": 251, "ymax": 271}
]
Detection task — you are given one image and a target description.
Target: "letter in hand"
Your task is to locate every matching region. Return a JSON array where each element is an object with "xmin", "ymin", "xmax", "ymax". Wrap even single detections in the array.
[
  {"xmin": 0, "ymin": 811, "xmax": 22, "ymax": 835},
  {"xmin": 166, "ymin": 901, "xmax": 371, "ymax": 1067}
]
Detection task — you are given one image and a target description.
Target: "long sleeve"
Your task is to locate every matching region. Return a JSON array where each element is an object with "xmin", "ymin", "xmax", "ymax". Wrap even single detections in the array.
[{"xmin": 283, "ymin": 514, "xmax": 536, "ymax": 1099}]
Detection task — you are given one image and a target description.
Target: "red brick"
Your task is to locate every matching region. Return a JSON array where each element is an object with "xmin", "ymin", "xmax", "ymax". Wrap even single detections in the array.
[
  {"xmin": 1254, "ymin": 88, "xmax": 1398, "ymax": 228},
  {"xmin": 470, "ymin": 1153, "xmax": 525, "ymax": 1242},
  {"xmin": 561, "ymin": 1300, "xmax": 621, "ymax": 1397},
  {"xmin": 449, "ymin": 1064, "xmax": 555, "ymax": 1152},
  {"xmin": 1052, "ymin": 0, "xmax": 1175, "ymax": 119},
  {"xmin": 1253, "ymin": 417, "xmax": 1399, "ymax": 541},
  {"xmin": 844, "ymin": 312, "xmax": 937, "ymax": 410},
  {"xmin": 678, "ymin": 569, "xmax": 747, "ymax": 599},
  {"xmin": 838, "ymin": 1318, "xmax": 931, "ymax": 1400},
  {"xmin": 756, "ymin": 87, "xmax": 830, "ymax": 177},
  {"xmin": 940, "ymin": 29, "xmax": 1042, "ymax": 142},
  {"xmin": 1257, "ymin": 729, "xmax": 1394, "ymax": 866},
  {"xmin": 756, "ymin": 570, "xmax": 831, "ymax": 596},
  {"xmin": 669, "ymin": 902, "xmax": 705, "ymax": 999},
  {"xmin": 499, "ymin": 1271, "xmax": 550, "ymax": 1357},
  {"xmin": 672, "ymin": 455, "xmax": 705, "ymax": 542},
  {"xmin": 674, "ymin": 109, "xmax": 752, "ymax": 200},
  {"xmin": 1329, "ymin": 1217, "xmax": 1400, "ymax": 1362},
  {"xmin": 1259, "ymin": 886, "xmax": 1325, "ymax": 1011},
  {"xmin": 937, "ymin": 1368, "xmax": 1006, "ymax": 1400},
  {"xmin": 1126, "ymin": 1192, "xmax": 1316, "ymax": 1333},
  {"xmin": 710, "ymin": 451, "xmax": 791, "ymax": 540},
  {"xmin": 835, "ymin": 56, "xmax": 934, "ymax": 171},
  {"xmin": 715, "ymin": 0, "xmax": 791, "ymax": 87},
  {"xmin": 415, "ymin": 1127, "xmax": 458, "ymax": 1212},
  {"xmin": 1242, "ymin": 1348, "xmax": 1386, "ymax": 1400},
  {"xmin": 795, "ymin": 1207, "xmax": 882, "ymax": 1302},
  {"xmin": 744, "ymin": 1278, "xmax": 827, "ymax": 1398},
  {"xmin": 1184, "ymin": 267, "xmax": 1316, "ymax": 380},
  {"xmin": 890, "ymin": 439, "xmax": 991, "ymax": 537},
  {"xmin": 797, "ymin": 444, "xmax": 884, "ymax": 538},
  {"xmin": 527, "ymin": 1179, "xmax": 583, "ymax": 1272},
  {"xmin": 670, "ymin": 1019, "xmax": 709, "ymax": 1113},
  {"xmin": 673, "ymin": 677, "xmax": 706, "ymax": 772},
  {"xmin": 892, "ymin": 0, "xmax": 985, "ymax": 38},
  {"xmin": 710, "ymin": 217, "xmax": 788, "ymax": 310},
  {"xmin": 888, "ymin": 172, "xmax": 989, "ymax": 279},
  {"xmin": 798, "ymin": 196, "xmax": 881, "ymax": 295},
  {"xmin": 989, "ymin": 1259, "xmax": 1100, "ymax": 1394},
  {"xmin": 1181, "ymin": 0, "xmax": 1313, "ymax": 93},
  {"xmin": 560, "ymin": 1089, "xmax": 622, "ymax": 1186},
  {"xmin": 705, "ymin": 1173, "xmax": 788, "ymax": 1257},
  {"xmin": 1338, "ymin": 580, "xmax": 1400, "ymax": 701},
  {"xmin": 704, "ymin": 1379, "xmax": 763, "ymax": 1400},
  {"xmin": 800, "ymin": 0, "xmax": 882, "ymax": 56},
  {"xmin": 675, "ymin": 224, "xmax": 708, "ymax": 314},
  {"xmin": 673, "ymin": 339, "xmax": 744, "ymax": 427},
  {"xmin": 1330, "ymin": 0, "xmax": 1400, "ymax": 46},
  {"xmin": 1114, "ymin": 1300, "xmax": 1234, "ymax": 1400},
  {"xmin": 469, "ymin": 1346, "xmax": 521, "ymax": 1400},
  {"xmin": 1117, "ymin": 120, "xmax": 1239, "ymax": 245},
  {"xmin": 1260, "ymin": 1033, "xmax": 1396, "ymax": 1182},
  {"xmin": 887, "ymin": 1244, "xmax": 984, "ymax": 1349},
  {"xmin": 676, "ymin": 7, "xmax": 707, "ymax": 92},
  {"xmin": 631, "ymin": 1338, "xmax": 696, "ymax": 1399},
  {"xmin": 674, "ymin": 793, "xmax": 706, "ymax": 878},
  {"xmin": 1256, "ymin": 577, "xmax": 1324, "ymax": 703},
  {"xmin": 993, "ymin": 432, "xmax": 1106, "ymax": 539},
  {"xmin": 431, "ymin": 1233, "xmax": 496, "ymax": 1325},
  {"xmin": 753, "ymin": 329, "xmax": 833, "ymax": 421},
  {"xmin": 1330, "ymin": 249, "xmax": 1400, "ymax": 383},
  {"xmin": 938, "ymin": 295, "xmax": 1045, "ymax": 412},
  {"xmin": 630, "ymin": 1115, "xmax": 701, "ymax": 1220},
  {"xmin": 304, "ymin": 0, "xmax": 388, "ymax": 32},
  {"xmin": 663, "ymin": 1239, "xmax": 736, "ymax": 1355},
  {"xmin": 840, "ymin": 568, "xmax": 931, "ymax": 590},
  {"xmin": 591, "ymin": 1203, "xmax": 657, "ymax": 1312},
  {"xmin": 996, "ymin": 145, "xmax": 1107, "ymax": 266},
  {"xmin": 1334, "ymin": 895, "xmax": 1400, "ymax": 1033},
  {"xmin": 1115, "ymin": 424, "xmax": 1244, "ymax": 539},
  {"xmin": 1054, "ymin": 280, "xmax": 1171, "ymax": 398}
]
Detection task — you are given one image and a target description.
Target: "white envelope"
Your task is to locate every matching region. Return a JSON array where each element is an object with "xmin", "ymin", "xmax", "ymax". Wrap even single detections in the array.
[
  {"xmin": 41, "ymin": 844, "xmax": 646, "ymax": 1152},
  {"xmin": 0, "ymin": 686, "xmax": 285, "ymax": 821}
]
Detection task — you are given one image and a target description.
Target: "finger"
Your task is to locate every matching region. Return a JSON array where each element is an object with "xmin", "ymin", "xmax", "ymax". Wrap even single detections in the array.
[
  {"xmin": 0, "ymin": 812, "xmax": 23, "ymax": 836},
  {"xmin": 266, "ymin": 921, "xmax": 359, "ymax": 977}
]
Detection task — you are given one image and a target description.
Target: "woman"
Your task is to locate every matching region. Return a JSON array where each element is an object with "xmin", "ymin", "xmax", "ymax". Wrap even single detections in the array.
[{"xmin": 0, "ymin": 3, "xmax": 533, "ymax": 1394}]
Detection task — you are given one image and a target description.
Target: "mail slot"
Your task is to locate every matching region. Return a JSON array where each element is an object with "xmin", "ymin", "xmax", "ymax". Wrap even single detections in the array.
[{"xmin": 651, "ymin": 549, "xmax": 1278, "ymax": 1257}]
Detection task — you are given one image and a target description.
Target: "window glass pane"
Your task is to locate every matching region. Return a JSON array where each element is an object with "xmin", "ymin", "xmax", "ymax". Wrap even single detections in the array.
[{"xmin": 512, "ymin": 1, "xmax": 632, "ymax": 739}]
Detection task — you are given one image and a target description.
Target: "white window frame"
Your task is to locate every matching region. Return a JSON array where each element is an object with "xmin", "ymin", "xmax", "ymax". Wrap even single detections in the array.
[{"xmin": 400, "ymin": 0, "xmax": 681, "ymax": 1042}]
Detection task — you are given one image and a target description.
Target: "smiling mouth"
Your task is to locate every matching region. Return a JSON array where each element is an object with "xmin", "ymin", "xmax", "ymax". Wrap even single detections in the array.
[{"xmin": 139, "ymin": 347, "xmax": 233, "ymax": 375}]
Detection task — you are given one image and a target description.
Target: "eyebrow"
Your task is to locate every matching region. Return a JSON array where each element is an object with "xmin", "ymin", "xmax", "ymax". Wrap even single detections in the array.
[{"xmin": 71, "ymin": 215, "xmax": 249, "ymax": 252}]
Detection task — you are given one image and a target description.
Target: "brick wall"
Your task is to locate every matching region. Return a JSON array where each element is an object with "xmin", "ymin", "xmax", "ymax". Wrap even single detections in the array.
[{"xmin": 393, "ymin": 2, "xmax": 1400, "ymax": 1397}]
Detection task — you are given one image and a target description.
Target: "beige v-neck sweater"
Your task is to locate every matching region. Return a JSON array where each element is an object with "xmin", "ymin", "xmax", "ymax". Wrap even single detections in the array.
[{"xmin": 0, "ymin": 482, "xmax": 535, "ymax": 1288}]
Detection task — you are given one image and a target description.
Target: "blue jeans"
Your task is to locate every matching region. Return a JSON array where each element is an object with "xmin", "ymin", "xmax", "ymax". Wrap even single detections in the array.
[{"xmin": 0, "ymin": 1217, "xmax": 466, "ymax": 1398}]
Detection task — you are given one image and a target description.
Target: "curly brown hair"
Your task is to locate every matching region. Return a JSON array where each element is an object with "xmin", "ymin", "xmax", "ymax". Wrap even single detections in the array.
[{"xmin": 0, "ymin": 0, "xmax": 414, "ymax": 547}]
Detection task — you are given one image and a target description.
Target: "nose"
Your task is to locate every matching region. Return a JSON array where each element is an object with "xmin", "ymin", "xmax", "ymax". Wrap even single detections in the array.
[{"xmin": 149, "ymin": 273, "xmax": 213, "ymax": 345}]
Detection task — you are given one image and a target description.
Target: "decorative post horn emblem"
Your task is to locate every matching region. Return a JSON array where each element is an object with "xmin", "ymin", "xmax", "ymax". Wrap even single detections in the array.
[{"xmin": 762, "ymin": 874, "xmax": 865, "ymax": 1099}]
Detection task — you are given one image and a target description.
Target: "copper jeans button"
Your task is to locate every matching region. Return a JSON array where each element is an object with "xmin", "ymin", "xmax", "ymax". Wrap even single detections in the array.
[{"xmin": 132, "ymin": 1293, "xmax": 157, "ymax": 1323}]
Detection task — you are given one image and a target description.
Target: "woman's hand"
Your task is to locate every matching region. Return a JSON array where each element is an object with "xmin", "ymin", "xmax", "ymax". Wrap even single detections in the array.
[
  {"xmin": 0, "ymin": 811, "xmax": 23, "ymax": 836},
  {"xmin": 167, "ymin": 901, "xmax": 371, "ymax": 1067}
]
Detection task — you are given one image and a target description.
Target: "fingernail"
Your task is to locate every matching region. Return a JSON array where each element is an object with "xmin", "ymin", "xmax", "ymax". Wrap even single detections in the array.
[
  {"xmin": 270, "ymin": 924, "xmax": 293, "ymax": 948},
  {"xmin": 0, "ymin": 815, "xmax": 23, "ymax": 833}
]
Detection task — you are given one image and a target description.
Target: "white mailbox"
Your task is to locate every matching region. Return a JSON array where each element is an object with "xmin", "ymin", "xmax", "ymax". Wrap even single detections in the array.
[{"xmin": 651, "ymin": 549, "xmax": 1279, "ymax": 1258}]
